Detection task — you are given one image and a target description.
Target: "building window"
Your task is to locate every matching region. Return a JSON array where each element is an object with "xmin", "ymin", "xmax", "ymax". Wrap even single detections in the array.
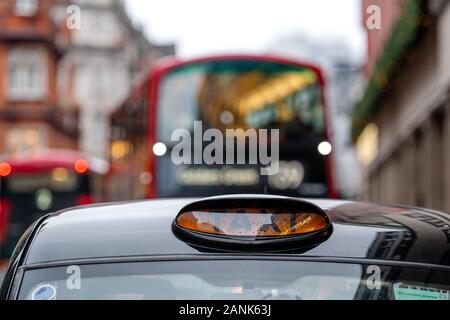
[
  {"xmin": 5, "ymin": 126, "xmax": 48, "ymax": 154},
  {"xmin": 7, "ymin": 48, "xmax": 47, "ymax": 101},
  {"xmin": 15, "ymin": 0, "xmax": 38, "ymax": 17}
]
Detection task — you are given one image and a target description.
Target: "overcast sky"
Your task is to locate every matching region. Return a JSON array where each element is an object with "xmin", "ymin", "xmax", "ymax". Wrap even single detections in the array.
[{"xmin": 125, "ymin": 0, "xmax": 366, "ymax": 60}]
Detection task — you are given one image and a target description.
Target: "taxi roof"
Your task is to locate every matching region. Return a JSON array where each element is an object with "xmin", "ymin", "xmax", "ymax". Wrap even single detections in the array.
[{"xmin": 21, "ymin": 195, "xmax": 450, "ymax": 269}]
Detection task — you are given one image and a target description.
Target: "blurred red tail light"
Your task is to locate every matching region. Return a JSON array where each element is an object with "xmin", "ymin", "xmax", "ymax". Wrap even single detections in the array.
[
  {"xmin": 0, "ymin": 163, "xmax": 11, "ymax": 177},
  {"xmin": 74, "ymin": 159, "xmax": 89, "ymax": 174}
]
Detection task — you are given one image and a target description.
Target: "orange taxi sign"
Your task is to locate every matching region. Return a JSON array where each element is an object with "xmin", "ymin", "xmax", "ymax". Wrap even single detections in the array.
[
  {"xmin": 176, "ymin": 208, "xmax": 329, "ymax": 237},
  {"xmin": 172, "ymin": 197, "xmax": 333, "ymax": 250}
]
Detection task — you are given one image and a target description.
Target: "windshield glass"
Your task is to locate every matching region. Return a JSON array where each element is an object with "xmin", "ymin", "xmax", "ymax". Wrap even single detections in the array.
[
  {"xmin": 6, "ymin": 170, "xmax": 79, "ymax": 193},
  {"xmin": 19, "ymin": 260, "xmax": 450, "ymax": 300},
  {"xmin": 157, "ymin": 60, "xmax": 325, "ymax": 145}
]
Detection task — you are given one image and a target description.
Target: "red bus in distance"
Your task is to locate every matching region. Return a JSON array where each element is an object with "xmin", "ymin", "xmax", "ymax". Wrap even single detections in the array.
[
  {"xmin": 0, "ymin": 149, "xmax": 108, "ymax": 260},
  {"xmin": 110, "ymin": 55, "xmax": 337, "ymax": 200}
]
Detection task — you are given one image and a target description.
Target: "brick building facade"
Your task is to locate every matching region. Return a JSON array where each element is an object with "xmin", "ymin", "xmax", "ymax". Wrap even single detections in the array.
[
  {"xmin": 0, "ymin": 0, "xmax": 174, "ymax": 159},
  {"xmin": 0, "ymin": 0, "xmax": 78, "ymax": 155}
]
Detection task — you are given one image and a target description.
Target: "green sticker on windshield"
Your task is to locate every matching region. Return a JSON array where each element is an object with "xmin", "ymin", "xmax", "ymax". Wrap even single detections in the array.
[{"xmin": 393, "ymin": 283, "xmax": 450, "ymax": 300}]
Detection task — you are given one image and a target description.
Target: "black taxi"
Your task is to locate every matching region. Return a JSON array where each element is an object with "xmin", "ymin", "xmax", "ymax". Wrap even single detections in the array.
[{"xmin": 1, "ymin": 195, "xmax": 449, "ymax": 300}]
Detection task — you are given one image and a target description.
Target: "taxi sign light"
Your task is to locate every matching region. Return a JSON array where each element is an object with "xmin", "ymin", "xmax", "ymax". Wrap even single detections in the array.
[
  {"xmin": 172, "ymin": 197, "xmax": 332, "ymax": 250},
  {"xmin": 176, "ymin": 209, "xmax": 328, "ymax": 237}
]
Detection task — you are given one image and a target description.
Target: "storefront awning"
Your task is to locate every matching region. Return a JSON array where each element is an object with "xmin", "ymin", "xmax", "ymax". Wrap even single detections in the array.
[{"xmin": 352, "ymin": 0, "xmax": 426, "ymax": 140}]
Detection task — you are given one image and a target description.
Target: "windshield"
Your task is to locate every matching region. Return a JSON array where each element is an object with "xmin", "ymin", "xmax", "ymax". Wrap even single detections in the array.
[
  {"xmin": 18, "ymin": 260, "xmax": 450, "ymax": 300},
  {"xmin": 5, "ymin": 170, "xmax": 79, "ymax": 194},
  {"xmin": 157, "ymin": 60, "xmax": 325, "ymax": 145}
]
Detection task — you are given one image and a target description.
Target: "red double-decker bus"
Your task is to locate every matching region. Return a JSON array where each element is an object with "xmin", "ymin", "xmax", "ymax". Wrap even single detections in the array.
[
  {"xmin": 145, "ymin": 55, "xmax": 337, "ymax": 199},
  {"xmin": 0, "ymin": 149, "xmax": 108, "ymax": 259},
  {"xmin": 111, "ymin": 55, "xmax": 337, "ymax": 200}
]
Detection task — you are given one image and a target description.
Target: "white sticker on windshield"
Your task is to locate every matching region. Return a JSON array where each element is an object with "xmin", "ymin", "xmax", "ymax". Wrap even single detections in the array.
[
  {"xmin": 393, "ymin": 283, "xmax": 450, "ymax": 300},
  {"xmin": 32, "ymin": 284, "xmax": 57, "ymax": 300}
]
